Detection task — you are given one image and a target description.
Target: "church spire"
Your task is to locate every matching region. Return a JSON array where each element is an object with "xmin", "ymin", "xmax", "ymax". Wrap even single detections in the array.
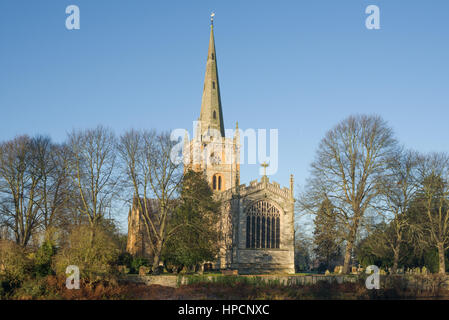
[{"xmin": 199, "ymin": 14, "xmax": 225, "ymax": 137}]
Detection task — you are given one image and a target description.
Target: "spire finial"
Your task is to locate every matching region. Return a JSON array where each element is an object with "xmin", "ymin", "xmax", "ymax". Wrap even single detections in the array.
[{"xmin": 210, "ymin": 12, "xmax": 215, "ymax": 26}]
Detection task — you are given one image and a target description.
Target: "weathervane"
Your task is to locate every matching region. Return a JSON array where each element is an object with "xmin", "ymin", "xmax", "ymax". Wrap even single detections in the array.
[{"xmin": 210, "ymin": 12, "xmax": 215, "ymax": 25}]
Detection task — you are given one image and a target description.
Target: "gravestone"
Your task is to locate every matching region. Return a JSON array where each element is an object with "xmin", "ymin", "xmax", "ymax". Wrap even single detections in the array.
[
  {"xmin": 334, "ymin": 266, "xmax": 343, "ymax": 274},
  {"xmin": 139, "ymin": 266, "xmax": 150, "ymax": 276}
]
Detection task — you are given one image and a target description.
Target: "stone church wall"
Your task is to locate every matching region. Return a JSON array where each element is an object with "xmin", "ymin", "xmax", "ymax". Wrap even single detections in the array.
[{"xmin": 229, "ymin": 178, "xmax": 295, "ymax": 274}]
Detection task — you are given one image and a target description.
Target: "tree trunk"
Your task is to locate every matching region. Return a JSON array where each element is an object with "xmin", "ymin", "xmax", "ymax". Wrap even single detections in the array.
[
  {"xmin": 392, "ymin": 246, "xmax": 400, "ymax": 274},
  {"xmin": 342, "ymin": 240, "xmax": 353, "ymax": 274},
  {"xmin": 152, "ymin": 241, "xmax": 163, "ymax": 274},
  {"xmin": 438, "ymin": 242, "xmax": 446, "ymax": 275},
  {"xmin": 89, "ymin": 224, "xmax": 97, "ymax": 248}
]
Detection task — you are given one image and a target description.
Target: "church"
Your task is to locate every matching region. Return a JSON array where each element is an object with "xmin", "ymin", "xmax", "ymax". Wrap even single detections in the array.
[{"xmin": 128, "ymin": 18, "xmax": 295, "ymax": 274}]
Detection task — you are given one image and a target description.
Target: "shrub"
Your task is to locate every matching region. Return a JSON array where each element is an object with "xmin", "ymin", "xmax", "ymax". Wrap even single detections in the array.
[
  {"xmin": 0, "ymin": 275, "xmax": 15, "ymax": 299},
  {"xmin": 130, "ymin": 257, "xmax": 150, "ymax": 274},
  {"xmin": 33, "ymin": 240, "xmax": 57, "ymax": 278},
  {"xmin": 423, "ymin": 248, "xmax": 441, "ymax": 274},
  {"xmin": 13, "ymin": 277, "xmax": 52, "ymax": 300},
  {"xmin": 53, "ymin": 225, "xmax": 120, "ymax": 281},
  {"xmin": 116, "ymin": 252, "xmax": 133, "ymax": 268},
  {"xmin": 0, "ymin": 240, "xmax": 31, "ymax": 285},
  {"xmin": 42, "ymin": 275, "xmax": 127, "ymax": 300}
]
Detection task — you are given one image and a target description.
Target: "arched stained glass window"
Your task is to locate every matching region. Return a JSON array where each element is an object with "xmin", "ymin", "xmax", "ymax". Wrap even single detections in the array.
[
  {"xmin": 245, "ymin": 200, "xmax": 280, "ymax": 249},
  {"xmin": 261, "ymin": 217, "xmax": 266, "ymax": 248},
  {"xmin": 246, "ymin": 216, "xmax": 251, "ymax": 248}
]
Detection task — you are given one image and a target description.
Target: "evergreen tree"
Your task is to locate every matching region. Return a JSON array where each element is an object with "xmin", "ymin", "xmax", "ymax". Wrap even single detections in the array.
[
  {"xmin": 312, "ymin": 198, "xmax": 342, "ymax": 272},
  {"xmin": 294, "ymin": 228, "xmax": 311, "ymax": 272},
  {"xmin": 162, "ymin": 170, "xmax": 220, "ymax": 272}
]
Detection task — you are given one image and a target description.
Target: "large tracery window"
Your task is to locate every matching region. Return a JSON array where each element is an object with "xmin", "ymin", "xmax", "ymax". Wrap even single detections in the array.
[{"xmin": 246, "ymin": 200, "xmax": 280, "ymax": 249}]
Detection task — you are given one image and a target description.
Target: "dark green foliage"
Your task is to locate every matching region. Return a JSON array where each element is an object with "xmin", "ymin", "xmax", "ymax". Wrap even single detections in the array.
[
  {"xmin": 162, "ymin": 170, "xmax": 220, "ymax": 271},
  {"xmin": 312, "ymin": 199, "xmax": 342, "ymax": 272},
  {"xmin": 421, "ymin": 248, "xmax": 449, "ymax": 274},
  {"xmin": 117, "ymin": 252, "xmax": 133, "ymax": 268},
  {"xmin": 0, "ymin": 276, "xmax": 16, "ymax": 299},
  {"xmin": 13, "ymin": 277, "xmax": 50, "ymax": 299},
  {"xmin": 356, "ymin": 194, "xmax": 449, "ymax": 273},
  {"xmin": 423, "ymin": 249, "xmax": 439, "ymax": 273},
  {"xmin": 294, "ymin": 231, "xmax": 311, "ymax": 272},
  {"xmin": 130, "ymin": 257, "xmax": 150, "ymax": 274},
  {"xmin": 357, "ymin": 236, "xmax": 392, "ymax": 269},
  {"xmin": 355, "ymin": 166, "xmax": 449, "ymax": 274},
  {"xmin": 0, "ymin": 280, "xmax": 5, "ymax": 298},
  {"xmin": 358, "ymin": 228, "xmax": 449, "ymax": 273},
  {"xmin": 33, "ymin": 240, "xmax": 56, "ymax": 278},
  {"xmin": 356, "ymin": 222, "xmax": 395, "ymax": 268}
]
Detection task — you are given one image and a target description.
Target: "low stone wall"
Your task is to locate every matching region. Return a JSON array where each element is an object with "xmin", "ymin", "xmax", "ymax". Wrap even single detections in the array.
[
  {"xmin": 382, "ymin": 274, "xmax": 449, "ymax": 291},
  {"xmin": 125, "ymin": 274, "xmax": 179, "ymax": 288},
  {"xmin": 122, "ymin": 273, "xmax": 449, "ymax": 292},
  {"xmin": 243, "ymin": 274, "xmax": 358, "ymax": 286},
  {"xmin": 123, "ymin": 274, "xmax": 359, "ymax": 288}
]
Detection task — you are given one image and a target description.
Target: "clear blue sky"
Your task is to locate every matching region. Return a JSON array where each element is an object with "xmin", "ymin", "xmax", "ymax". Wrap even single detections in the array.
[{"xmin": 1, "ymin": 0, "xmax": 448, "ymax": 220}]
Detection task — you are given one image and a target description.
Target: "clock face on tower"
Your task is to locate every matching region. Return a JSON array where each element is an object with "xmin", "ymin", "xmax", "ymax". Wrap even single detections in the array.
[{"xmin": 209, "ymin": 152, "xmax": 221, "ymax": 165}]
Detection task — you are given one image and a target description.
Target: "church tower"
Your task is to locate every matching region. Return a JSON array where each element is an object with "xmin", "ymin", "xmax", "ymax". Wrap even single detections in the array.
[
  {"xmin": 184, "ymin": 17, "xmax": 240, "ymax": 194},
  {"xmin": 128, "ymin": 14, "xmax": 295, "ymax": 273}
]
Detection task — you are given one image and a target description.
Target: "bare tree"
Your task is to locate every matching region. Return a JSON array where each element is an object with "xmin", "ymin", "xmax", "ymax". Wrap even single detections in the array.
[
  {"xmin": 67, "ymin": 126, "xmax": 119, "ymax": 229},
  {"xmin": 0, "ymin": 136, "xmax": 44, "ymax": 246},
  {"xmin": 300, "ymin": 115, "xmax": 398, "ymax": 274},
  {"xmin": 34, "ymin": 140, "xmax": 74, "ymax": 240},
  {"xmin": 118, "ymin": 130, "xmax": 183, "ymax": 272},
  {"xmin": 414, "ymin": 153, "xmax": 449, "ymax": 274},
  {"xmin": 376, "ymin": 149, "xmax": 419, "ymax": 273}
]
